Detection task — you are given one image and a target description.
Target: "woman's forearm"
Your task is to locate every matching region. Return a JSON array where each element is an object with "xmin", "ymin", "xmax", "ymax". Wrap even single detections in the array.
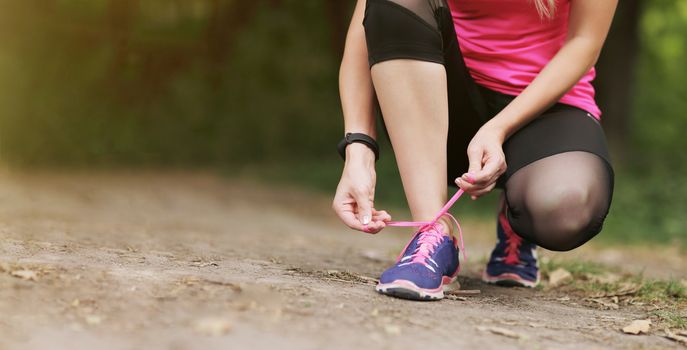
[{"xmin": 339, "ymin": 0, "xmax": 376, "ymax": 140}]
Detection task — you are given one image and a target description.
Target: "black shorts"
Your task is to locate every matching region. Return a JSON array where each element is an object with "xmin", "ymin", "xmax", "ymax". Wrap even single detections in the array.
[{"xmin": 368, "ymin": 0, "xmax": 614, "ymax": 188}]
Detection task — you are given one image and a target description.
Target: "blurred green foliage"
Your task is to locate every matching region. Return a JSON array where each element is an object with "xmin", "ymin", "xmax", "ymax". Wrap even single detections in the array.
[
  {"xmin": 0, "ymin": 0, "xmax": 685, "ymax": 246},
  {"xmin": 0, "ymin": 0, "xmax": 341, "ymax": 165},
  {"xmin": 607, "ymin": 0, "xmax": 687, "ymax": 246}
]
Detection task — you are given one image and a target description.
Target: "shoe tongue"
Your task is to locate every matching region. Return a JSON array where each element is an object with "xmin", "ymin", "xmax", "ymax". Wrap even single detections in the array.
[
  {"xmin": 406, "ymin": 229, "xmax": 444, "ymax": 265},
  {"xmin": 417, "ymin": 228, "xmax": 444, "ymax": 248},
  {"xmin": 404, "ymin": 226, "xmax": 444, "ymax": 258}
]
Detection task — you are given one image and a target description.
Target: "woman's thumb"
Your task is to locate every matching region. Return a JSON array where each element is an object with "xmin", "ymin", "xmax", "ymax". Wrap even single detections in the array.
[{"xmin": 353, "ymin": 191, "xmax": 373, "ymax": 225}]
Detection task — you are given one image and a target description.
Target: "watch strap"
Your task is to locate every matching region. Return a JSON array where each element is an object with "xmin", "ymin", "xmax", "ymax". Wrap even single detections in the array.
[{"xmin": 337, "ymin": 132, "xmax": 379, "ymax": 161}]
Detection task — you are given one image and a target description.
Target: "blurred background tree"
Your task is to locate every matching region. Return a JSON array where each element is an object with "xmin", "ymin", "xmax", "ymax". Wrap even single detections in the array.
[{"xmin": 0, "ymin": 0, "xmax": 685, "ymax": 246}]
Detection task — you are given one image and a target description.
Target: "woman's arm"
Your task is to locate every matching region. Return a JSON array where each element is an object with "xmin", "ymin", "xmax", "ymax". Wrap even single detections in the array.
[
  {"xmin": 484, "ymin": 0, "xmax": 618, "ymax": 140},
  {"xmin": 457, "ymin": 0, "xmax": 618, "ymax": 197},
  {"xmin": 333, "ymin": 0, "xmax": 391, "ymax": 233},
  {"xmin": 340, "ymin": 0, "xmax": 377, "ymax": 141}
]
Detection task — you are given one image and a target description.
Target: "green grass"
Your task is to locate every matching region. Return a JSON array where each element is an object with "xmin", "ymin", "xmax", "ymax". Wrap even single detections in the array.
[
  {"xmin": 651, "ymin": 310, "xmax": 687, "ymax": 329},
  {"xmin": 540, "ymin": 258, "xmax": 611, "ymax": 277},
  {"xmin": 539, "ymin": 257, "xmax": 687, "ymax": 329},
  {"xmin": 538, "ymin": 257, "xmax": 687, "ymax": 330},
  {"xmin": 638, "ymin": 279, "xmax": 687, "ymax": 301},
  {"xmin": 541, "ymin": 258, "xmax": 686, "ymax": 301}
]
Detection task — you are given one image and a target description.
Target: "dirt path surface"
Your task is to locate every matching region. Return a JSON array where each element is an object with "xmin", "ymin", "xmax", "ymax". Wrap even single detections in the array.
[{"xmin": 1, "ymin": 170, "xmax": 685, "ymax": 350}]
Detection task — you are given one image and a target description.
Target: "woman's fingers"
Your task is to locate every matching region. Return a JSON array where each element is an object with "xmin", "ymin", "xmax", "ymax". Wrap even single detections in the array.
[
  {"xmin": 469, "ymin": 182, "xmax": 497, "ymax": 199},
  {"xmin": 457, "ymin": 144, "xmax": 505, "ymax": 198},
  {"xmin": 363, "ymin": 221, "xmax": 386, "ymax": 234},
  {"xmin": 463, "ymin": 145, "xmax": 493, "ymax": 186},
  {"xmin": 332, "ymin": 193, "xmax": 391, "ymax": 234},
  {"xmin": 475, "ymin": 155, "xmax": 504, "ymax": 183},
  {"xmin": 463, "ymin": 152, "xmax": 504, "ymax": 183},
  {"xmin": 457, "ymin": 176, "xmax": 498, "ymax": 195},
  {"xmin": 372, "ymin": 209, "xmax": 392, "ymax": 222},
  {"xmin": 466, "ymin": 146, "xmax": 483, "ymax": 181},
  {"xmin": 333, "ymin": 197, "xmax": 366, "ymax": 231},
  {"xmin": 332, "ymin": 159, "xmax": 382, "ymax": 233},
  {"xmin": 351, "ymin": 187, "xmax": 373, "ymax": 226},
  {"xmin": 455, "ymin": 165, "xmax": 500, "ymax": 197},
  {"xmin": 335, "ymin": 204, "xmax": 383, "ymax": 233},
  {"xmin": 361, "ymin": 208, "xmax": 391, "ymax": 233},
  {"xmin": 338, "ymin": 209, "xmax": 366, "ymax": 231}
]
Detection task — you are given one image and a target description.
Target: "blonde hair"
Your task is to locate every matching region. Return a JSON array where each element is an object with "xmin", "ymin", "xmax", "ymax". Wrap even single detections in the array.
[{"xmin": 533, "ymin": 0, "xmax": 557, "ymax": 19}]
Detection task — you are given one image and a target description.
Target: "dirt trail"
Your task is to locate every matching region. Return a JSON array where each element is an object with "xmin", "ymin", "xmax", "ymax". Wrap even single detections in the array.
[{"xmin": 0, "ymin": 170, "xmax": 685, "ymax": 350}]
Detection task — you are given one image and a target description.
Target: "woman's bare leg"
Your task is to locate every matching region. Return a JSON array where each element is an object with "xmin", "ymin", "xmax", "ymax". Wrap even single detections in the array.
[{"xmin": 371, "ymin": 60, "xmax": 453, "ymax": 234}]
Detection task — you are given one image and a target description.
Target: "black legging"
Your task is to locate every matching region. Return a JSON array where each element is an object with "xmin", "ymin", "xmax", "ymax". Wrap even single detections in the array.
[{"xmin": 363, "ymin": 0, "xmax": 614, "ymax": 251}]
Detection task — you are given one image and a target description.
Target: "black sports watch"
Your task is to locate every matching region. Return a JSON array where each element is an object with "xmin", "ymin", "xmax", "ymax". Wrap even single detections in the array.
[{"xmin": 337, "ymin": 132, "xmax": 379, "ymax": 161}]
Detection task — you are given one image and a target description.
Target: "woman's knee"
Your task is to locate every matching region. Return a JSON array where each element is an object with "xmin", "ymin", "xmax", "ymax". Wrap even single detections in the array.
[{"xmin": 522, "ymin": 183, "xmax": 608, "ymax": 251}]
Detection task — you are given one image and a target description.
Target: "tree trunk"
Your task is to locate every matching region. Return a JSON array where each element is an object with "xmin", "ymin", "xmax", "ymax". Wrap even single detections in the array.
[
  {"xmin": 594, "ymin": 0, "xmax": 642, "ymax": 161},
  {"xmin": 107, "ymin": 0, "xmax": 138, "ymax": 83},
  {"xmin": 205, "ymin": 0, "xmax": 262, "ymax": 89},
  {"xmin": 325, "ymin": 0, "xmax": 355, "ymax": 57}
]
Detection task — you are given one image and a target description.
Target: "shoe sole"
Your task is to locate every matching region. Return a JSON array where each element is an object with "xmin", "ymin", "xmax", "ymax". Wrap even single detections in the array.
[
  {"xmin": 375, "ymin": 276, "xmax": 457, "ymax": 301},
  {"xmin": 481, "ymin": 271, "xmax": 540, "ymax": 288}
]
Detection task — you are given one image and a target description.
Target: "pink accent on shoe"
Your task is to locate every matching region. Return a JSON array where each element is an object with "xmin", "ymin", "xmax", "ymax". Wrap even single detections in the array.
[
  {"xmin": 376, "ymin": 275, "xmax": 459, "ymax": 298},
  {"xmin": 407, "ymin": 227, "xmax": 443, "ymax": 267},
  {"xmin": 481, "ymin": 270, "xmax": 540, "ymax": 288},
  {"xmin": 386, "ymin": 189, "xmax": 467, "ymax": 263},
  {"xmin": 498, "ymin": 201, "xmax": 523, "ymax": 265},
  {"xmin": 380, "ymin": 279, "xmax": 444, "ymax": 294}
]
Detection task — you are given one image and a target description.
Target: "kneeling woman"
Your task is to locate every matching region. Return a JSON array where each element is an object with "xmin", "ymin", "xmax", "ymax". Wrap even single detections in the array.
[{"xmin": 332, "ymin": 0, "xmax": 617, "ymax": 300}]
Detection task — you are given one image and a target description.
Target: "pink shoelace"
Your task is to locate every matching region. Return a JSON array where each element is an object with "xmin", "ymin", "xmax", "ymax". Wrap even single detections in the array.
[
  {"xmin": 498, "ymin": 207, "xmax": 523, "ymax": 265},
  {"xmin": 383, "ymin": 189, "xmax": 467, "ymax": 266}
]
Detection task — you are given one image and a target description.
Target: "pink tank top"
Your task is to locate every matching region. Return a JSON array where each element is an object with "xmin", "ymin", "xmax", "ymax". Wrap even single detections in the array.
[{"xmin": 448, "ymin": 0, "xmax": 601, "ymax": 118}]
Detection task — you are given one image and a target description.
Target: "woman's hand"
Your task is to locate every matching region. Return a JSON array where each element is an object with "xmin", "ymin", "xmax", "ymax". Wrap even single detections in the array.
[
  {"xmin": 332, "ymin": 144, "xmax": 391, "ymax": 233},
  {"xmin": 455, "ymin": 124, "xmax": 508, "ymax": 199}
]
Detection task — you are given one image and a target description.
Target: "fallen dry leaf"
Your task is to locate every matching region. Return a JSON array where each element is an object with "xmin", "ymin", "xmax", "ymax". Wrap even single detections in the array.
[
  {"xmin": 664, "ymin": 329, "xmax": 687, "ymax": 345},
  {"xmin": 85, "ymin": 315, "xmax": 102, "ymax": 325},
  {"xmin": 10, "ymin": 269, "xmax": 38, "ymax": 281},
  {"xmin": 586, "ymin": 272, "xmax": 621, "ymax": 284},
  {"xmin": 194, "ymin": 317, "xmax": 233, "ymax": 336},
  {"xmin": 445, "ymin": 295, "xmax": 467, "ymax": 301},
  {"xmin": 446, "ymin": 289, "xmax": 480, "ymax": 296},
  {"xmin": 548, "ymin": 268, "xmax": 572, "ymax": 287},
  {"xmin": 622, "ymin": 320, "xmax": 651, "ymax": 335},
  {"xmin": 383, "ymin": 324, "xmax": 401, "ymax": 335},
  {"xmin": 357, "ymin": 275, "xmax": 380, "ymax": 284},
  {"xmin": 477, "ymin": 326, "xmax": 526, "ymax": 339},
  {"xmin": 614, "ymin": 282, "xmax": 641, "ymax": 296},
  {"xmin": 590, "ymin": 282, "xmax": 640, "ymax": 298},
  {"xmin": 589, "ymin": 298, "xmax": 619, "ymax": 310}
]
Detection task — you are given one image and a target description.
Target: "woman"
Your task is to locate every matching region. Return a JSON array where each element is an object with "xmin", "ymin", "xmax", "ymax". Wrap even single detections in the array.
[{"xmin": 332, "ymin": 0, "xmax": 617, "ymax": 301}]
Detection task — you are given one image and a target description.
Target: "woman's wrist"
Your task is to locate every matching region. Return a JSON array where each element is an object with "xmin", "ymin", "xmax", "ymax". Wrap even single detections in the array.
[
  {"xmin": 481, "ymin": 119, "xmax": 511, "ymax": 143},
  {"xmin": 345, "ymin": 143, "xmax": 376, "ymax": 167}
]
